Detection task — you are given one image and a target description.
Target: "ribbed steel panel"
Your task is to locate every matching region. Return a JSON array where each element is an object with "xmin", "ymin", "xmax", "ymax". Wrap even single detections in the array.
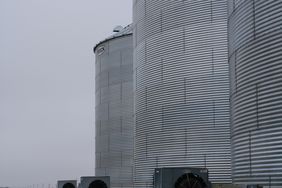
[
  {"xmin": 94, "ymin": 31, "xmax": 134, "ymax": 188},
  {"xmin": 228, "ymin": 0, "xmax": 282, "ymax": 186},
  {"xmin": 133, "ymin": 1, "xmax": 231, "ymax": 187}
]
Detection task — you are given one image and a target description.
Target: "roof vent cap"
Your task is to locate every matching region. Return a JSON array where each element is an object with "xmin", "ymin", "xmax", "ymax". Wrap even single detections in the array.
[{"xmin": 113, "ymin": 25, "xmax": 124, "ymax": 33}]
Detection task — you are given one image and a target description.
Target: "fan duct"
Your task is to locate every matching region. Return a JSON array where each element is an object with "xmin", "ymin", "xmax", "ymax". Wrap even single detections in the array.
[
  {"xmin": 88, "ymin": 180, "xmax": 108, "ymax": 188},
  {"xmin": 154, "ymin": 167, "xmax": 209, "ymax": 188},
  {"xmin": 175, "ymin": 173, "xmax": 207, "ymax": 188}
]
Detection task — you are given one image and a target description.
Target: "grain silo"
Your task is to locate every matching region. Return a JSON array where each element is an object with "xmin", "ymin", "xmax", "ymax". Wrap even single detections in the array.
[
  {"xmin": 133, "ymin": 1, "xmax": 231, "ymax": 187},
  {"xmin": 94, "ymin": 24, "xmax": 134, "ymax": 188},
  {"xmin": 228, "ymin": 0, "xmax": 282, "ymax": 186}
]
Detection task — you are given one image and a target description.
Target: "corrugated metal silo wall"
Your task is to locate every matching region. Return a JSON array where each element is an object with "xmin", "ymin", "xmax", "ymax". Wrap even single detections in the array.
[
  {"xmin": 228, "ymin": 0, "xmax": 282, "ymax": 186},
  {"xmin": 133, "ymin": 1, "xmax": 231, "ymax": 187},
  {"xmin": 95, "ymin": 35, "xmax": 134, "ymax": 188}
]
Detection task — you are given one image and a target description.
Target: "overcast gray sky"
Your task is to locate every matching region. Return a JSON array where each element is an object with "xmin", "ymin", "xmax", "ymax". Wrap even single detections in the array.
[{"xmin": 0, "ymin": 0, "xmax": 132, "ymax": 187}]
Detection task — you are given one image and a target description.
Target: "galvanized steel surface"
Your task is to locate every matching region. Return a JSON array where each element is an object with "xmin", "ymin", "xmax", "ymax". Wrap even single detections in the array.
[
  {"xmin": 228, "ymin": 0, "xmax": 282, "ymax": 186},
  {"xmin": 94, "ymin": 30, "xmax": 134, "ymax": 188},
  {"xmin": 133, "ymin": 1, "xmax": 231, "ymax": 187}
]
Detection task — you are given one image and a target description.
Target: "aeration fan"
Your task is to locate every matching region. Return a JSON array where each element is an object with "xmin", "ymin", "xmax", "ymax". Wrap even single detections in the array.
[{"xmin": 154, "ymin": 167, "xmax": 209, "ymax": 188}]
